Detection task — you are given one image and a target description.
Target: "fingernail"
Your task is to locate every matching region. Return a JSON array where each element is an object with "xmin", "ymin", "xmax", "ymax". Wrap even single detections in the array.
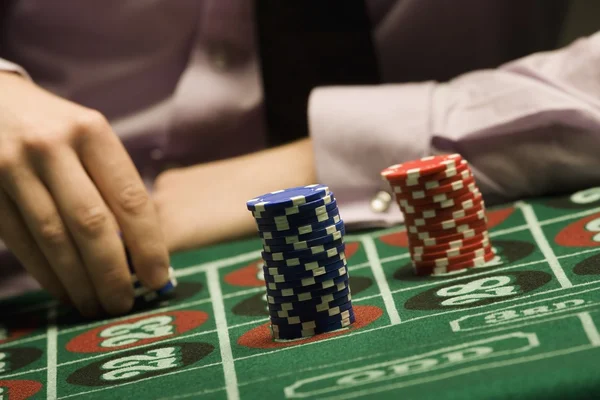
[{"xmin": 145, "ymin": 263, "xmax": 170, "ymax": 290}]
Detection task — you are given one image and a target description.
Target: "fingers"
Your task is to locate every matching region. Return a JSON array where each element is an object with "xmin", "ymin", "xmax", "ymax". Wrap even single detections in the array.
[
  {"xmin": 0, "ymin": 165, "xmax": 102, "ymax": 317},
  {"xmin": 37, "ymin": 148, "xmax": 135, "ymax": 315},
  {"xmin": 0, "ymin": 77, "xmax": 153, "ymax": 316},
  {"xmin": 75, "ymin": 113, "xmax": 170, "ymax": 290},
  {"xmin": 0, "ymin": 189, "xmax": 68, "ymax": 303}
]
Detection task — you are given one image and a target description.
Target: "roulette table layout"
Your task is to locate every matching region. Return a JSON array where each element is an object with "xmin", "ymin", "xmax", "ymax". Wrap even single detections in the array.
[{"xmin": 1, "ymin": 187, "xmax": 600, "ymax": 399}]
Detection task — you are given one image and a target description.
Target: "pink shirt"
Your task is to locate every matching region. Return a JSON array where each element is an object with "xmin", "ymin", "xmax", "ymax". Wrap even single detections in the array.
[{"xmin": 2, "ymin": 0, "xmax": 600, "ymax": 296}]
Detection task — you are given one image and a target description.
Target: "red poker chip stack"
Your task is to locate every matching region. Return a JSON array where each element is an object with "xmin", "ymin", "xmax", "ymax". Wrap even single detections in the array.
[{"xmin": 381, "ymin": 154, "xmax": 495, "ymax": 276}]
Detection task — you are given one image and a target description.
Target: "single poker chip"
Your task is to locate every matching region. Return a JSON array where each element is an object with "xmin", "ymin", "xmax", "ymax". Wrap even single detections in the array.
[
  {"xmin": 410, "ymin": 231, "xmax": 489, "ymax": 254},
  {"xmin": 271, "ymin": 314, "xmax": 355, "ymax": 340},
  {"xmin": 397, "ymin": 181, "xmax": 477, "ymax": 207},
  {"xmin": 267, "ymin": 281, "xmax": 349, "ymax": 304},
  {"xmin": 414, "ymin": 249, "xmax": 496, "ymax": 276},
  {"xmin": 266, "ymin": 273, "xmax": 349, "ymax": 297},
  {"xmin": 258, "ymin": 214, "xmax": 342, "ymax": 239},
  {"xmin": 399, "ymin": 190, "xmax": 482, "ymax": 214},
  {"xmin": 392, "ymin": 164, "xmax": 472, "ymax": 191},
  {"xmin": 394, "ymin": 176, "xmax": 476, "ymax": 200},
  {"xmin": 408, "ymin": 219, "xmax": 488, "ymax": 240},
  {"xmin": 268, "ymin": 293, "xmax": 352, "ymax": 317},
  {"xmin": 400, "ymin": 160, "xmax": 470, "ymax": 187},
  {"xmin": 252, "ymin": 193, "xmax": 335, "ymax": 218},
  {"xmin": 270, "ymin": 305, "xmax": 353, "ymax": 327},
  {"xmin": 408, "ymin": 224, "xmax": 488, "ymax": 247},
  {"xmin": 265, "ymin": 266, "xmax": 348, "ymax": 290},
  {"xmin": 247, "ymin": 184, "xmax": 330, "ymax": 212},
  {"xmin": 267, "ymin": 286, "xmax": 351, "ymax": 311},
  {"xmin": 262, "ymin": 237, "xmax": 344, "ymax": 262},
  {"xmin": 412, "ymin": 237, "xmax": 490, "ymax": 261},
  {"xmin": 261, "ymin": 219, "xmax": 345, "ymax": 245},
  {"xmin": 412, "ymin": 245, "xmax": 493, "ymax": 268},
  {"xmin": 381, "ymin": 154, "xmax": 463, "ymax": 181},
  {"xmin": 263, "ymin": 227, "xmax": 345, "ymax": 253},
  {"xmin": 407, "ymin": 209, "xmax": 487, "ymax": 235},
  {"xmin": 262, "ymin": 243, "xmax": 346, "ymax": 268},
  {"xmin": 405, "ymin": 200, "xmax": 484, "ymax": 225},
  {"xmin": 263, "ymin": 259, "xmax": 347, "ymax": 282},
  {"xmin": 254, "ymin": 202, "xmax": 338, "ymax": 227}
]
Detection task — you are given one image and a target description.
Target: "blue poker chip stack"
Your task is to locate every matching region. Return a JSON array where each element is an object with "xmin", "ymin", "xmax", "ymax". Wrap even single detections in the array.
[{"xmin": 247, "ymin": 184, "xmax": 354, "ymax": 340}]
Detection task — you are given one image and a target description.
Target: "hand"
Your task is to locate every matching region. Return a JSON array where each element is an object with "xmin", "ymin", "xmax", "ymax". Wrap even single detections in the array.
[
  {"xmin": 153, "ymin": 138, "xmax": 316, "ymax": 251},
  {"xmin": 0, "ymin": 73, "xmax": 170, "ymax": 317}
]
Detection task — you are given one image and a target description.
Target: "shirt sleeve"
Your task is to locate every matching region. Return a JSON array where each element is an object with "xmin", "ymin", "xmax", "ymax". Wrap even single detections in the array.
[
  {"xmin": 308, "ymin": 32, "xmax": 600, "ymax": 228},
  {"xmin": 0, "ymin": 57, "xmax": 31, "ymax": 80}
]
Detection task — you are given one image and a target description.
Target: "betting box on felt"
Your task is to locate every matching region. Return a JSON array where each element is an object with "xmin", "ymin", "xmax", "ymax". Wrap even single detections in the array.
[{"xmin": 1, "ymin": 187, "xmax": 600, "ymax": 399}]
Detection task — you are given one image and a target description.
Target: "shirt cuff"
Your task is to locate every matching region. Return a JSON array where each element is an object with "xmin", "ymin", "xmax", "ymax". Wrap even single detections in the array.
[
  {"xmin": 0, "ymin": 58, "xmax": 32, "ymax": 80},
  {"xmin": 308, "ymin": 82, "xmax": 436, "ymax": 228}
]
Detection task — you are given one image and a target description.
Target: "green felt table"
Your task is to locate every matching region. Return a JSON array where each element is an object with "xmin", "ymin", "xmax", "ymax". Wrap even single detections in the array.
[{"xmin": 2, "ymin": 187, "xmax": 600, "ymax": 399}]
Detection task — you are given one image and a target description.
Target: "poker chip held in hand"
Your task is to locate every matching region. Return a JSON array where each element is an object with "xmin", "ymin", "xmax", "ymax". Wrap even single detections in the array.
[
  {"xmin": 246, "ymin": 184, "xmax": 354, "ymax": 340},
  {"xmin": 381, "ymin": 154, "xmax": 495, "ymax": 276}
]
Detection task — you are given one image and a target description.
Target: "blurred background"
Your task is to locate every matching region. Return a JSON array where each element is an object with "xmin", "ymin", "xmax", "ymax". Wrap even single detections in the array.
[{"xmin": 559, "ymin": 0, "xmax": 600, "ymax": 45}]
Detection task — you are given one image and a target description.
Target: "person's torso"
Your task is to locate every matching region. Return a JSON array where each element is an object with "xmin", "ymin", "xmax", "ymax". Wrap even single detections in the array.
[{"xmin": 0, "ymin": 0, "xmax": 566, "ymax": 179}]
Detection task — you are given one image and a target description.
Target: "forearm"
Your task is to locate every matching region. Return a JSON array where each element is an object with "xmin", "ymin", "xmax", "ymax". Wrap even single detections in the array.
[
  {"xmin": 309, "ymin": 32, "xmax": 600, "ymax": 226},
  {"xmin": 153, "ymin": 138, "xmax": 317, "ymax": 251}
]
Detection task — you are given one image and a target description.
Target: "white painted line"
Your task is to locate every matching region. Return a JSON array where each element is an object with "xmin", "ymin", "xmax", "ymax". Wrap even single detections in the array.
[
  {"xmin": 557, "ymin": 248, "xmax": 600, "ymax": 259},
  {"xmin": 175, "ymin": 250, "xmax": 261, "ymax": 278},
  {"xmin": 207, "ymin": 268, "xmax": 240, "ymax": 400},
  {"xmin": 232, "ymin": 283, "xmax": 599, "ymax": 363},
  {"xmin": 234, "ymin": 324, "xmax": 394, "ymax": 362},
  {"xmin": 46, "ymin": 306, "xmax": 58, "ymax": 400},
  {"xmin": 222, "ymin": 287, "xmax": 263, "ymax": 300},
  {"xmin": 157, "ymin": 385, "xmax": 227, "ymax": 400},
  {"xmin": 58, "ymin": 297, "xmax": 212, "ymax": 335},
  {"xmin": 360, "ymin": 236, "xmax": 401, "ymax": 325},
  {"xmin": 58, "ymin": 362, "xmax": 223, "ymax": 399},
  {"xmin": 151, "ymin": 202, "xmax": 600, "ymax": 287},
  {"xmin": 406, "ymin": 282, "xmax": 600, "ymax": 326},
  {"xmin": 322, "ymin": 344, "xmax": 594, "ymax": 400},
  {"xmin": 352, "ymin": 293, "xmax": 383, "ymax": 303},
  {"xmin": 578, "ymin": 312, "xmax": 600, "ymax": 346},
  {"xmin": 380, "ymin": 253, "xmax": 411, "ymax": 264},
  {"xmin": 540, "ymin": 206, "xmax": 600, "ymax": 227},
  {"xmin": 391, "ymin": 258, "xmax": 546, "ymax": 295},
  {"xmin": 58, "ymin": 328, "xmax": 219, "ymax": 368},
  {"xmin": 47, "ymin": 283, "xmax": 600, "ymax": 398},
  {"xmin": 517, "ymin": 202, "xmax": 572, "ymax": 288},
  {"xmin": 0, "ymin": 333, "xmax": 48, "ymax": 348},
  {"xmin": 228, "ymin": 319, "xmax": 269, "ymax": 330},
  {"xmin": 489, "ymin": 225, "xmax": 528, "ymax": 237},
  {"xmin": 0, "ymin": 366, "xmax": 47, "ymax": 380}
]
